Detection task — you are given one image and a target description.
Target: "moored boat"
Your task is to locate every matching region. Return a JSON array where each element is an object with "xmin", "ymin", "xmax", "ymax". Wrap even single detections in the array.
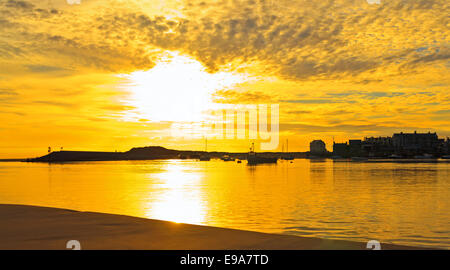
[
  {"xmin": 281, "ymin": 139, "xmax": 294, "ymax": 160},
  {"xmin": 351, "ymin": 157, "xmax": 368, "ymax": 161},
  {"xmin": 247, "ymin": 155, "xmax": 278, "ymax": 165},
  {"xmin": 247, "ymin": 143, "xmax": 278, "ymax": 165},
  {"xmin": 281, "ymin": 155, "xmax": 294, "ymax": 160},
  {"xmin": 221, "ymin": 155, "xmax": 235, "ymax": 162},
  {"xmin": 199, "ymin": 138, "xmax": 210, "ymax": 161},
  {"xmin": 414, "ymin": 154, "xmax": 435, "ymax": 159}
]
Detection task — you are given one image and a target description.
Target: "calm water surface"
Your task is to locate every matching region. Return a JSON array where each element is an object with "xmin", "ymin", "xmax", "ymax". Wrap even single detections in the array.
[{"xmin": 0, "ymin": 159, "xmax": 449, "ymax": 249}]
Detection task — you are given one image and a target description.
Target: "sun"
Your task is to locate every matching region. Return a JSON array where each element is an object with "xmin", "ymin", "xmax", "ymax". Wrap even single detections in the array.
[{"xmin": 120, "ymin": 51, "xmax": 246, "ymax": 123}]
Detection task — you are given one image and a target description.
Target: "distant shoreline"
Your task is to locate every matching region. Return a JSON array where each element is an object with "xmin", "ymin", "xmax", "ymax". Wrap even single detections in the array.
[
  {"xmin": 2, "ymin": 157, "xmax": 450, "ymax": 164},
  {"xmin": 22, "ymin": 146, "xmax": 308, "ymax": 163},
  {"xmin": 0, "ymin": 159, "xmax": 25, "ymax": 162},
  {"xmin": 2, "ymin": 144, "xmax": 450, "ymax": 164},
  {"xmin": 3, "ymin": 145, "xmax": 450, "ymax": 163},
  {"xmin": 0, "ymin": 204, "xmax": 433, "ymax": 250}
]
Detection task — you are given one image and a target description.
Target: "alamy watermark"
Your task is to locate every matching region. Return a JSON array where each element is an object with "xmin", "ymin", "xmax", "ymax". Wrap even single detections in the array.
[
  {"xmin": 66, "ymin": 240, "xmax": 82, "ymax": 250},
  {"xmin": 367, "ymin": 240, "xmax": 382, "ymax": 250},
  {"xmin": 171, "ymin": 104, "xmax": 279, "ymax": 151},
  {"xmin": 268, "ymin": 0, "xmax": 381, "ymax": 10},
  {"xmin": 66, "ymin": 0, "xmax": 81, "ymax": 5},
  {"xmin": 65, "ymin": 239, "xmax": 380, "ymax": 250}
]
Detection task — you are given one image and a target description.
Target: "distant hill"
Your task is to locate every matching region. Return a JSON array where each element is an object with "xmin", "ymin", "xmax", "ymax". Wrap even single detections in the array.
[
  {"xmin": 0, "ymin": 159, "xmax": 26, "ymax": 162},
  {"xmin": 125, "ymin": 146, "xmax": 180, "ymax": 157},
  {"xmin": 27, "ymin": 150, "xmax": 126, "ymax": 162},
  {"xmin": 25, "ymin": 146, "xmax": 307, "ymax": 163},
  {"xmin": 27, "ymin": 146, "xmax": 181, "ymax": 163}
]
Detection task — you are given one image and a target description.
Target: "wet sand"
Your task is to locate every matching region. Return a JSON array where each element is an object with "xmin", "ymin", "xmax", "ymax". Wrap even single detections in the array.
[{"xmin": 0, "ymin": 204, "xmax": 426, "ymax": 250}]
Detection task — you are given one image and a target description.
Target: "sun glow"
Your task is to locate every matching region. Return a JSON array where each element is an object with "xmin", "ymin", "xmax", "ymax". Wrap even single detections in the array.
[{"xmin": 121, "ymin": 52, "xmax": 247, "ymax": 123}]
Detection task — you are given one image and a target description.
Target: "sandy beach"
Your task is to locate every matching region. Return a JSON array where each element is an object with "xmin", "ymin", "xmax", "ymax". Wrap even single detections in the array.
[{"xmin": 0, "ymin": 204, "xmax": 426, "ymax": 250}]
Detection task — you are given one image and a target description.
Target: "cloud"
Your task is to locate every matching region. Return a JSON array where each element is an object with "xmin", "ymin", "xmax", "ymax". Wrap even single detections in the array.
[
  {"xmin": 434, "ymin": 110, "xmax": 450, "ymax": 115},
  {"xmin": 4, "ymin": 0, "xmax": 34, "ymax": 10},
  {"xmin": 281, "ymin": 99, "xmax": 352, "ymax": 104},
  {"xmin": 0, "ymin": 88, "xmax": 17, "ymax": 95},
  {"xmin": 0, "ymin": 0, "xmax": 449, "ymax": 154},
  {"xmin": 287, "ymin": 110, "xmax": 312, "ymax": 115},
  {"xmin": 324, "ymin": 91, "xmax": 407, "ymax": 99},
  {"xmin": 1, "ymin": 0, "xmax": 448, "ymax": 80},
  {"xmin": 279, "ymin": 122, "xmax": 437, "ymax": 135},
  {"xmin": 212, "ymin": 89, "xmax": 273, "ymax": 103},
  {"xmin": 101, "ymin": 105, "xmax": 136, "ymax": 111},
  {"xmin": 26, "ymin": 65, "xmax": 67, "ymax": 73},
  {"xmin": 33, "ymin": 100, "xmax": 79, "ymax": 108},
  {"xmin": 0, "ymin": 88, "xmax": 18, "ymax": 103}
]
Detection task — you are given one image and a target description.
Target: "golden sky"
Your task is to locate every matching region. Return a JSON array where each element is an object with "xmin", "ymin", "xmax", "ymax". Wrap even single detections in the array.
[{"xmin": 0, "ymin": 0, "xmax": 449, "ymax": 158}]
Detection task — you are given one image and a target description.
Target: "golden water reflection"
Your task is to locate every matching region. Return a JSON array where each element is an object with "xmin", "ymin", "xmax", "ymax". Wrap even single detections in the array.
[
  {"xmin": 0, "ymin": 160, "xmax": 449, "ymax": 249},
  {"xmin": 145, "ymin": 161, "xmax": 207, "ymax": 224}
]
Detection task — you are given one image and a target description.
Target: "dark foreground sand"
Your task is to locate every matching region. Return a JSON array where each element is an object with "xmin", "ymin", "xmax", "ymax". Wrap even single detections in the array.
[{"xmin": 0, "ymin": 204, "xmax": 424, "ymax": 250}]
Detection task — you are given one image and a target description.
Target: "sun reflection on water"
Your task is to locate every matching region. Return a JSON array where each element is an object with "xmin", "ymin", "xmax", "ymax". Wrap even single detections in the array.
[{"xmin": 145, "ymin": 161, "xmax": 207, "ymax": 225}]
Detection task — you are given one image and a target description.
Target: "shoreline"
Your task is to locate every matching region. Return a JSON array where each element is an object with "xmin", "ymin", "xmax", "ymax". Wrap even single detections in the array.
[
  {"xmin": 0, "ymin": 204, "xmax": 431, "ymax": 250},
  {"xmin": 2, "ymin": 158, "xmax": 450, "ymax": 164}
]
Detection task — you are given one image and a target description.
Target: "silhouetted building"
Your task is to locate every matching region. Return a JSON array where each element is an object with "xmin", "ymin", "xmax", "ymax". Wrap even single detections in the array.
[
  {"xmin": 364, "ymin": 136, "xmax": 393, "ymax": 145},
  {"xmin": 310, "ymin": 140, "xmax": 327, "ymax": 155},
  {"xmin": 443, "ymin": 138, "xmax": 450, "ymax": 154},
  {"xmin": 362, "ymin": 136, "xmax": 394, "ymax": 157},
  {"xmin": 348, "ymin": 140, "xmax": 362, "ymax": 157},
  {"xmin": 327, "ymin": 131, "xmax": 446, "ymax": 158},
  {"xmin": 333, "ymin": 142, "xmax": 349, "ymax": 157},
  {"xmin": 392, "ymin": 131, "xmax": 440, "ymax": 155}
]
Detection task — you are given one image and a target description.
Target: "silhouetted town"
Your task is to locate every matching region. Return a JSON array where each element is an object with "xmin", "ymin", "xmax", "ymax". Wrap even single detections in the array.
[
  {"xmin": 310, "ymin": 131, "xmax": 450, "ymax": 159},
  {"xmin": 14, "ymin": 131, "xmax": 450, "ymax": 163}
]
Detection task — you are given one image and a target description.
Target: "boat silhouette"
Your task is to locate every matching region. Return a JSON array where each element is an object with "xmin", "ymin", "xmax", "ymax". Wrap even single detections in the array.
[
  {"xmin": 221, "ymin": 155, "xmax": 235, "ymax": 162},
  {"xmin": 281, "ymin": 139, "xmax": 294, "ymax": 160},
  {"xmin": 199, "ymin": 156, "xmax": 211, "ymax": 161},
  {"xmin": 247, "ymin": 143, "xmax": 278, "ymax": 165},
  {"xmin": 199, "ymin": 138, "xmax": 210, "ymax": 161}
]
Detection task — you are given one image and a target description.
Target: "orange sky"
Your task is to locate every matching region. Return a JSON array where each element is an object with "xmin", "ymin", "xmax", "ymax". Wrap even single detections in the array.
[{"xmin": 0, "ymin": 0, "xmax": 449, "ymax": 158}]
